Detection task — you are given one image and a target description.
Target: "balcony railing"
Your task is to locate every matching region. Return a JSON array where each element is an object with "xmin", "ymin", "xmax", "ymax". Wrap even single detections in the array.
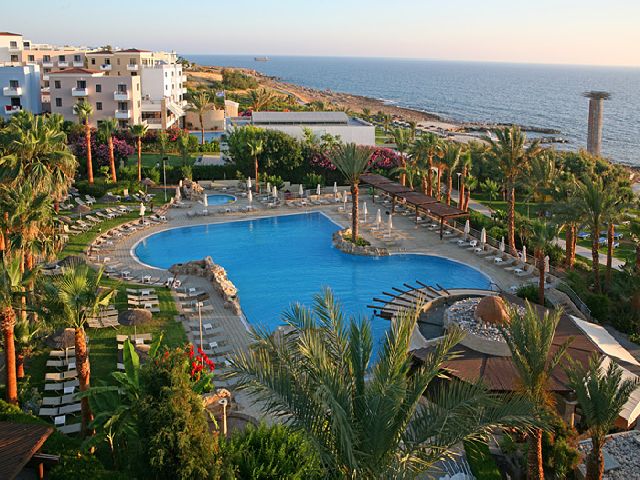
[
  {"xmin": 73, "ymin": 61, "xmax": 84, "ymax": 67},
  {"xmin": 5, "ymin": 105, "xmax": 22, "ymax": 114},
  {"xmin": 3, "ymin": 86, "xmax": 23, "ymax": 96},
  {"xmin": 42, "ymin": 75, "xmax": 49, "ymax": 81},
  {"xmin": 126, "ymin": 64, "xmax": 138, "ymax": 71},
  {"xmin": 71, "ymin": 87, "xmax": 88, "ymax": 97},
  {"xmin": 113, "ymin": 90, "xmax": 130, "ymax": 101},
  {"xmin": 115, "ymin": 109, "xmax": 131, "ymax": 119},
  {"xmin": 58, "ymin": 61, "xmax": 69, "ymax": 68},
  {"xmin": 100, "ymin": 64, "xmax": 112, "ymax": 71},
  {"xmin": 42, "ymin": 61, "xmax": 53, "ymax": 68}
]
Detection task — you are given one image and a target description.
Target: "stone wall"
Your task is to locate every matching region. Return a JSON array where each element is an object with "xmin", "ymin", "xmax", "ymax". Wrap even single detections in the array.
[
  {"xmin": 333, "ymin": 229, "xmax": 389, "ymax": 256},
  {"xmin": 169, "ymin": 257, "xmax": 242, "ymax": 315}
]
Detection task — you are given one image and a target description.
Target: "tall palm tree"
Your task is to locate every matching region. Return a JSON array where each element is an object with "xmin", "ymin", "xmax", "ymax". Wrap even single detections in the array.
[
  {"xmin": 485, "ymin": 126, "xmax": 541, "ymax": 255},
  {"xmin": 570, "ymin": 177, "xmax": 618, "ymax": 292},
  {"xmin": 74, "ymin": 101, "xmax": 95, "ymax": 184},
  {"xmin": 527, "ymin": 153, "xmax": 558, "ymax": 204},
  {"xmin": 361, "ymin": 107, "xmax": 371, "ymax": 121},
  {"xmin": 230, "ymin": 289, "xmax": 536, "ymax": 477},
  {"xmin": 53, "ymin": 263, "xmax": 115, "ymax": 435},
  {"xmin": 381, "ymin": 112, "xmax": 392, "ymax": 134},
  {"xmin": 97, "ymin": 118, "xmax": 119, "ymax": 183},
  {"xmin": 248, "ymin": 88, "xmax": 275, "ymax": 112},
  {"xmin": 187, "ymin": 91, "xmax": 213, "ymax": 144},
  {"xmin": 440, "ymin": 143, "xmax": 462, "ymax": 205},
  {"xmin": 603, "ymin": 199, "xmax": 627, "ymax": 291},
  {"xmin": 407, "ymin": 120, "xmax": 418, "ymax": 142},
  {"xmin": 457, "ymin": 149, "xmax": 472, "ymax": 208},
  {"xmin": 247, "ymin": 139, "xmax": 264, "ymax": 193},
  {"xmin": 566, "ymin": 356, "xmax": 639, "ymax": 480},
  {"xmin": 410, "ymin": 134, "xmax": 440, "ymax": 195},
  {"xmin": 177, "ymin": 131, "xmax": 191, "ymax": 167},
  {"xmin": 14, "ymin": 315, "xmax": 39, "ymax": 379},
  {"xmin": 130, "ymin": 123, "xmax": 148, "ymax": 182},
  {"xmin": 501, "ymin": 302, "xmax": 571, "ymax": 480},
  {"xmin": 527, "ymin": 221, "xmax": 559, "ymax": 305},
  {"xmin": 552, "ymin": 176, "xmax": 579, "ymax": 270},
  {"xmin": 0, "ymin": 256, "xmax": 34, "ymax": 405},
  {"xmin": 330, "ymin": 143, "xmax": 373, "ymax": 243},
  {"xmin": 391, "ymin": 128, "xmax": 411, "ymax": 186}
]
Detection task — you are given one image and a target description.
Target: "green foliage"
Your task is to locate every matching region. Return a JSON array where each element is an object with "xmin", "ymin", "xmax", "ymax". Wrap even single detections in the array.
[
  {"xmin": 221, "ymin": 423, "xmax": 324, "ymax": 479},
  {"xmin": 341, "ymin": 233, "xmax": 370, "ymax": 246},
  {"xmin": 74, "ymin": 179, "xmax": 115, "ymax": 198},
  {"xmin": 262, "ymin": 174, "xmax": 284, "ymax": 189},
  {"xmin": 516, "ymin": 284, "xmax": 540, "ymax": 304},
  {"xmin": 49, "ymin": 453, "xmax": 114, "ymax": 480},
  {"xmin": 222, "ymin": 69, "xmax": 259, "ymax": 90},
  {"xmin": 136, "ymin": 348, "xmax": 220, "ymax": 479},
  {"xmin": 303, "ymin": 172, "xmax": 325, "ymax": 189},
  {"xmin": 464, "ymin": 441, "xmax": 502, "ymax": 480},
  {"xmin": 541, "ymin": 416, "xmax": 580, "ymax": 480}
]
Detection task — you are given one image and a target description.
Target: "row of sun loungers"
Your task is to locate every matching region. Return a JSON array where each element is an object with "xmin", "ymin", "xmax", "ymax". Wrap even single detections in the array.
[
  {"xmin": 86, "ymin": 306, "xmax": 119, "ymax": 328},
  {"xmin": 40, "ymin": 347, "xmax": 82, "ymax": 434},
  {"xmin": 116, "ymin": 333, "xmax": 153, "ymax": 371}
]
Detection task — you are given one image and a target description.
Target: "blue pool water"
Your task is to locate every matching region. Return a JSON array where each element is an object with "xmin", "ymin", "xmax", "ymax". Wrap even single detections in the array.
[
  {"xmin": 207, "ymin": 194, "xmax": 236, "ymax": 206},
  {"xmin": 190, "ymin": 131, "xmax": 224, "ymax": 143},
  {"xmin": 134, "ymin": 212, "xmax": 490, "ymax": 350}
]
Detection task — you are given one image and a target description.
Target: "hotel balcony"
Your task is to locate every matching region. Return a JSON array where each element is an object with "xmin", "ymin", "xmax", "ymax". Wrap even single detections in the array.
[
  {"xmin": 71, "ymin": 87, "xmax": 88, "ymax": 97},
  {"xmin": 58, "ymin": 61, "xmax": 69, "ymax": 68},
  {"xmin": 100, "ymin": 64, "xmax": 112, "ymax": 71},
  {"xmin": 113, "ymin": 90, "xmax": 130, "ymax": 101},
  {"xmin": 115, "ymin": 109, "xmax": 131, "ymax": 119},
  {"xmin": 42, "ymin": 75, "xmax": 49, "ymax": 81},
  {"xmin": 4, "ymin": 105, "xmax": 22, "ymax": 114},
  {"xmin": 42, "ymin": 61, "xmax": 53, "ymax": 68},
  {"xmin": 180, "ymin": 87, "xmax": 188, "ymax": 95},
  {"xmin": 3, "ymin": 86, "xmax": 23, "ymax": 96},
  {"xmin": 126, "ymin": 64, "xmax": 139, "ymax": 71},
  {"xmin": 73, "ymin": 61, "xmax": 84, "ymax": 67}
]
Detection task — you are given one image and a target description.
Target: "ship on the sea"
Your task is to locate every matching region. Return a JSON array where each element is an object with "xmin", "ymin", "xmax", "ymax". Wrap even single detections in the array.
[{"xmin": 254, "ymin": 56, "xmax": 270, "ymax": 62}]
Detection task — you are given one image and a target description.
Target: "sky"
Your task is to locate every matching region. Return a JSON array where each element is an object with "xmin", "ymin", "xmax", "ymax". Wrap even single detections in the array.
[{"xmin": 7, "ymin": 0, "xmax": 640, "ymax": 67}]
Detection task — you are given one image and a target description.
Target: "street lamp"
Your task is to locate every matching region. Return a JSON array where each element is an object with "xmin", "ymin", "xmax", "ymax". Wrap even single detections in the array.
[{"xmin": 456, "ymin": 172, "xmax": 462, "ymax": 194}]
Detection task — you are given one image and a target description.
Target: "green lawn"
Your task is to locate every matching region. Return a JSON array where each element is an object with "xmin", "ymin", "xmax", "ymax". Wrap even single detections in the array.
[
  {"xmin": 129, "ymin": 152, "xmax": 197, "ymax": 168},
  {"xmin": 471, "ymin": 192, "xmax": 548, "ymax": 218}
]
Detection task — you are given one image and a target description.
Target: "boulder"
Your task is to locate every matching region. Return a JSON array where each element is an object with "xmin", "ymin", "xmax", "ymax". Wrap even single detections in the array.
[{"xmin": 474, "ymin": 296, "xmax": 510, "ymax": 325}]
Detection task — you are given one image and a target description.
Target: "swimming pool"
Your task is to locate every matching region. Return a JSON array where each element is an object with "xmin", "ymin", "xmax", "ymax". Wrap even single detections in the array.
[
  {"xmin": 134, "ymin": 212, "xmax": 490, "ymax": 349},
  {"xmin": 207, "ymin": 194, "xmax": 236, "ymax": 206}
]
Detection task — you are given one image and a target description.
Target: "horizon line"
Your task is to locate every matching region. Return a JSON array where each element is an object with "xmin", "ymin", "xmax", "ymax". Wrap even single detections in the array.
[{"xmin": 181, "ymin": 53, "xmax": 640, "ymax": 70}]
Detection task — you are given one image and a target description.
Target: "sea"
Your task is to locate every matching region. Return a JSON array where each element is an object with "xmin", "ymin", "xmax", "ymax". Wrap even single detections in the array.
[{"xmin": 186, "ymin": 55, "xmax": 640, "ymax": 167}]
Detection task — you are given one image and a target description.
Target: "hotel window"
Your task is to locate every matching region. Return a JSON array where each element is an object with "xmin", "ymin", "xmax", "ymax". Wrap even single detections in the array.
[
  {"xmin": 44, "ymin": 55, "xmax": 50, "ymax": 62},
  {"xmin": 95, "ymin": 84, "xmax": 101, "ymax": 93},
  {"xmin": 76, "ymin": 80, "xmax": 86, "ymax": 89},
  {"xmin": 91, "ymin": 58, "xmax": 96, "ymax": 65},
  {"xmin": 117, "ymin": 84, "xmax": 127, "ymax": 93},
  {"xmin": 9, "ymin": 80, "xmax": 19, "ymax": 89},
  {"xmin": 9, "ymin": 41, "xmax": 17, "ymax": 48},
  {"xmin": 74, "ymin": 55, "xmax": 81, "ymax": 62},
  {"xmin": 28, "ymin": 55, "xmax": 34, "ymax": 62},
  {"xmin": 10, "ymin": 55, "xmax": 18, "ymax": 62},
  {"xmin": 55, "ymin": 98, "xmax": 62, "ymax": 107},
  {"xmin": 96, "ymin": 102, "xmax": 102, "ymax": 111},
  {"xmin": 54, "ymin": 80, "xmax": 61, "ymax": 89},
  {"xmin": 118, "ymin": 102, "xmax": 128, "ymax": 110},
  {"xmin": 58, "ymin": 55, "xmax": 65, "ymax": 61}
]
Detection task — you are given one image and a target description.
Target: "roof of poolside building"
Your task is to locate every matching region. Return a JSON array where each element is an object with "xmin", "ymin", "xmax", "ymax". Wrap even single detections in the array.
[
  {"xmin": 48, "ymin": 67, "xmax": 103, "ymax": 75},
  {"xmin": 251, "ymin": 111, "xmax": 371, "ymax": 127}
]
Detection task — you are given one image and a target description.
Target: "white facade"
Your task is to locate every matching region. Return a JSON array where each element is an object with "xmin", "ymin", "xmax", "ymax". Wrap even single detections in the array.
[
  {"xmin": 0, "ymin": 32, "xmax": 24, "ymax": 63},
  {"xmin": 140, "ymin": 62, "xmax": 187, "ymax": 129},
  {"xmin": 0, "ymin": 64, "xmax": 42, "ymax": 120}
]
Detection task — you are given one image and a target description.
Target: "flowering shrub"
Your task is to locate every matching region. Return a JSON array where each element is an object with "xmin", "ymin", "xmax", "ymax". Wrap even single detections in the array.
[
  {"xmin": 370, "ymin": 148, "xmax": 401, "ymax": 170},
  {"xmin": 309, "ymin": 151, "xmax": 336, "ymax": 171},
  {"xmin": 70, "ymin": 133, "xmax": 134, "ymax": 166},
  {"xmin": 187, "ymin": 344, "xmax": 215, "ymax": 394}
]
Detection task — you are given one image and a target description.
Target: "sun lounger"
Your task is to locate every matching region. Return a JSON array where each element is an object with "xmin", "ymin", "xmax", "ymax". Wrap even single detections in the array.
[
  {"xmin": 58, "ymin": 423, "xmax": 82, "ymax": 434},
  {"xmin": 59, "ymin": 403, "xmax": 82, "ymax": 415},
  {"xmin": 44, "ymin": 379, "xmax": 79, "ymax": 392},
  {"xmin": 39, "ymin": 407, "xmax": 59, "ymax": 417}
]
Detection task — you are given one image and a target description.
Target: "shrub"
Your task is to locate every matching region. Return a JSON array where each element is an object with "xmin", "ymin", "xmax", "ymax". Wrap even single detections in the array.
[
  {"xmin": 584, "ymin": 292, "xmax": 611, "ymax": 322},
  {"xmin": 263, "ymin": 174, "xmax": 285, "ymax": 189},
  {"xmin": 303, "ymin": 172, "xmax": 325, "ymax": 189},
  {"xmin": 221, "ymin": 423, "xmax": 323, "ymax": 479},
  {"xmin": 516, "ymin": 284, "xmax": 540, "ymax": 304},
  {"xmin": 541, "ymin": 415, "xmax": 580, "ymax": 479},
  {"xmin": 74, "ymin": 179, "xmax": 115, "ymax": 198},
  {"xmin": 135, "ymin": 349, "xmax": 220, "ymax": 479}
]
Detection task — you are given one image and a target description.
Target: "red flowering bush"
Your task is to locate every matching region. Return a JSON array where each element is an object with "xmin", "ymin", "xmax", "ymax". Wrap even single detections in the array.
[
  {"xmin": 187, "ymin": 344, "xmax": 216, "ymax": 394},
  {"xmin": 370, "ymin": 148, "xmax": 401, "ymax": 170}
]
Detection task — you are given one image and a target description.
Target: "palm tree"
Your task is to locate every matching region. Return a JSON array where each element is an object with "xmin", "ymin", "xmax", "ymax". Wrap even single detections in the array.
[
  {"xmin": 53, "ymin": 263, "xmax": 116, "ymax": 435},
  {"xmin": 130, "ymin": 123, "xmax": 148, "ymax": 182},
  {"xmin": 501, "ymin": 301, "xmax": 571, "ymax": 480},
  {"xmin": 410, "ymin": 135, "xmax": 439, "ymax": 195},
  {"xmin": 391, "ymin": 128, "xmax": 411, "ymax": 186},
  {"xmin": 552, "ymin": 176, "xmax": 579, "ymax": 270},
  {"xmin": 407, "ymin": 120, "xmax": 418, "ymax": 141},
  {"xmin": 566, "ymin": 356, "xmax": 639, "ymax": 480},
  {"xmin": 177, "ymin": 131, "xmax": 191, "ymax": 167},
  {"xmin": 630, "ymin": 222, "xmax": 640, "ymax": 273},
  {"xmin": 603, "ymin": 199, "xmax": 627, "ymax": 291},
  {"xmin": 441, "ymin": 143, "xmax": 462, "ymax": 205},
  {"xmin": 1, "ymin": 112, "xmax": 76, "ymax": 207},
  {"xmin": 463, "ymin": 175, "xmax": 478, "ymax": 212},
  {"xmin": 330, "ymin": 143, "xmax": 373, "ymax": 243},
  {"xmin": 485, "ymin": 126, "xmax": 541, "ymax": 255},
  {"xmin": 0, "ymin": 256, "xmax": 34, "ymax": 405},
  {"xmin": 381, "ymin": 112, "xmax": 392, "ymax": 134},
  {"xmin": 458, "ymin": 149, "xmax": 472, "ymax": 208},
  {"xmin": 248, "ymin": 88, "xmax": 275, "ymax": 112},
  {"xmin": 187, "ymin": 91, "xmax": 213, "ymax": 144},
  {"xmin": 527, "ymin": 221, "xmax": 559, "ymax": 305},
  {"xmin": 14, "ymin": 315, "xmax": 39, "ymax": 379},
  {"xmin": 74, "ymin": 101, "xmax": 95, "ymax": 184},
  {"xmin": 570, "ymin": 177, "xmax": 618, "ymax": 292},
  {"xmin": 247, "ymin": 139, "xmax": 264, "ymax": 193},
  {"xmin": 361, "ymin": 107, "xmax": 371, "ymax": 121},
  {"xmin": 230, "ymin": 289, "xmax": 536, "ymax": 477},
  {"xmin": 527, "ymin": 153, "xmax": 558, "ymax": 204},
  {"xmin": 97, "ymin": 118, "xmax": 119, "ymax": 183}
]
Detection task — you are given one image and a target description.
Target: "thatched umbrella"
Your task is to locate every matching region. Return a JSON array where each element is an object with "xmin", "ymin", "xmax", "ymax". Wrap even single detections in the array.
[
  {"xmin": 100, "ymin": 193, "xmax": 120, "ymax": 203},
  {"xmin": 46, "ymin": 328, "xmax": 78, "ymax": 350},
  {"xmin": 118, "ymin": 309, "xmax": 153, "ymax": 326},
  {"xmin": 58, "ymin": 215, "xmax": 73, "ymax": 225},
  {"xmin": 142, "ymin": 178, "xmax": 155, "ymax": 188}
]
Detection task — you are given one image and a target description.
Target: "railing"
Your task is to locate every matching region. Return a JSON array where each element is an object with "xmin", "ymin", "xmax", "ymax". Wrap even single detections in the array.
[{"xmin": 556, "ymin": 281, "xmax": 592, "ymax": 320}]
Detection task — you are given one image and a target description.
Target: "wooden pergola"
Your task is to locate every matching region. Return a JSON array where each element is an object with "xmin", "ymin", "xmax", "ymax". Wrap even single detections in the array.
[{"xmin": 422, "ymin": 202, "xmax": 469, "ymax": 239}]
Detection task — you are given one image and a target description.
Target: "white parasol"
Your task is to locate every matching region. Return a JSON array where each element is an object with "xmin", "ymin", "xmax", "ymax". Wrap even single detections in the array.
[
  {"xmin": 480, "ymin": 227, "xmax": 487, "ymax": 245},
  {"xmin": 522, "ymin": 245, "xmax": 527, "ymax": 263},
  {"xmin": 499, "ymin": 236, "xmax": 505, "ymax": 253},
  {"xmin": 363, "ymin": 202, "xmax": 368, "ymax": 223},
  {"xmin": 463, "ymin": 219, "xmax": 470, "ymax": 240},
  {"xmin": 272, "ymin": 185, "xmax": 278, "ymax": 199},
  {"xmin": 203, "ymin": 193, "xmax": 208, "ymax": 207},
  {"xmin": 388, "ymin": 213, "xmax": 393, "ymax": 233},
  {"xmin": 248, "ymin": 190, "xmax": 253, "ymax": 204},
  {"xmin": 139, "ymin": 202, "xmax": 146, "ymax": 217},
  {"xmin": 316, "ymin": 184, "xmax": 321, "ymax": 196},
  {"xmin": 246, "ymin": 177, "xmax": 252, "ymax": 190},
  {"xmin": 298, "ymin": 184, "xmax": 304, "ymax": 197},
  {"xmin": 544, "ymin": 255, "xmax": 550, "ymax": 273},
  {"xmin": 376, "ymin": 209, "xmax": 382, "ymax": 229},
  {"xmin": 175, "ymin": 186, "xmax": 181, "ymax": 201}
]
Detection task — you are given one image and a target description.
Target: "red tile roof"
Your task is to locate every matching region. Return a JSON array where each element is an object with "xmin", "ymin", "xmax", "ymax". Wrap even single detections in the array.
[
  {"xmin": 48, "ymin": 68, "xmax": 102, "ymax": 75},
  {"xmin": 0, "ymin": 32, "xmax": 22, "ymax": 36},
  {"xmin": 90, "ymin": 50, "xmax": 113, "ymax": 55}
]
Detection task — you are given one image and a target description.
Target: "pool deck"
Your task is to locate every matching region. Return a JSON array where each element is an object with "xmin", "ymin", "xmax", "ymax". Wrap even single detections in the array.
[{"xmin": 87, "ymin": 187, "xmax": 544, "ymax": 420}]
